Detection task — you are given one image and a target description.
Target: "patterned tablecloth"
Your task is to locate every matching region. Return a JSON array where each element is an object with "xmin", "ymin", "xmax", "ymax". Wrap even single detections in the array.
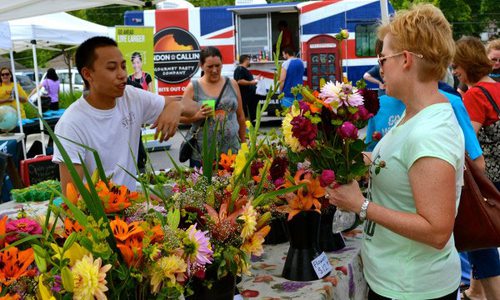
[
  {"xmin": 0, "ymin": 199, "xmax": 49, "ymax": 219},
  {"xmin": 0, "ymin": 201, "xmax": 368, "ymax": 300},
  {"xmin": 237, "ymin": 230, "xmax": 367, "ymax": 300}
]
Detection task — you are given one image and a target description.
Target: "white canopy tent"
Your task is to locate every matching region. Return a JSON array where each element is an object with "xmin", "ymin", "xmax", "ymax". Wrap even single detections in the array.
[
  {"xmin": 0, "ymin": 0, "xmax": 143, "ymax": 22},
  {"xmin": 4, "ymin": 12, "xmax": 116, "ymax": 156},
  {"xmin": 0, "ymin": 21, "xmax": 27, "ymax": 159},
  {"xmin": 6, "ymin": 12, "xmax": 114, "ymax": 53}
]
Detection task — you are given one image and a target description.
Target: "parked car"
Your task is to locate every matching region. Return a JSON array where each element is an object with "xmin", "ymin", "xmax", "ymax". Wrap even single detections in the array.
[
  {"xmin": 41, "ymin": 68, "xmax": 84, "ymax": 93},
  {"xmin": 20, "ymin": 71, "xmax": 43, "ymax": 82},
  {"xmin": 15, "ymin": 74, "xmax": 36, "ymax": 94}
]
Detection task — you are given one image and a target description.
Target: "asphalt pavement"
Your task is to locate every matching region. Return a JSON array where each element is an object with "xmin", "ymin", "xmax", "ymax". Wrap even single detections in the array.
[{"xmin": 147, "ymin": 113, "xmax": 283, "ymax": 171}]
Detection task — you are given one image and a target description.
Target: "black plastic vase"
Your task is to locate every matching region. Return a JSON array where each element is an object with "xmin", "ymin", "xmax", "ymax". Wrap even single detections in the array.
[
  {"xmin": 282, "ymin": 210, "xmax": 329, "ymax": 281},
  {"xmin": 264, "ymin": 217, "xmax": 289, "ymax": 244},
  {"xmin": 185, "ymin": 274, "xmax": 236, "ymax": 300},
  {"xmin": 319, "ymin": 207, "xmax": 346, "ymax": 252}
]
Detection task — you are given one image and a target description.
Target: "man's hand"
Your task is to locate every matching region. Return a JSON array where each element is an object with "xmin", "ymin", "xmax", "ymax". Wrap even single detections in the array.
[{"xmin": 151, "ymin": 101, "xmax": 183, "ymax": 142}]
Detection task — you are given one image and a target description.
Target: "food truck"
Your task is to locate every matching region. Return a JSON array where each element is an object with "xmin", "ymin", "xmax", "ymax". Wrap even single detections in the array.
[{"xmin": 124, "ymin": 0, "xmax": 394, "ymax": 96}]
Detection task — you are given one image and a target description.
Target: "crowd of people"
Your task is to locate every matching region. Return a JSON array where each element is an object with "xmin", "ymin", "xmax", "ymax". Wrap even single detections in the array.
[{"xmin": 43, "ymin": 3, "xmax": 500, "ymax": 300}]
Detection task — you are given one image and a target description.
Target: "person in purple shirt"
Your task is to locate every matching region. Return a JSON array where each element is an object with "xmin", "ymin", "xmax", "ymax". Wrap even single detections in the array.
[{"xmin": 29, "ymin": 68, "xmax": 60, "ymax": 110}]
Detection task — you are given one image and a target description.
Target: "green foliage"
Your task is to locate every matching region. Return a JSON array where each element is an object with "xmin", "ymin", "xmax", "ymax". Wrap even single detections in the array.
[
  {"xmin": 59, "ymin": 91, "xmax": 82, "ymax": 109},
  {"xmin": 23, "ymin": 91, "xmax": 80, "ymax": 119},
  {"xmin": 10, "ymin": 49, "xmax": 58, "ymax": 69},
  {"xmin": 23, "ymin": 103, "xmax": 38, "ymax": 119},
  {"xmin": 390, "ymin": 0, "xmax": 495, "ymax": 39}
]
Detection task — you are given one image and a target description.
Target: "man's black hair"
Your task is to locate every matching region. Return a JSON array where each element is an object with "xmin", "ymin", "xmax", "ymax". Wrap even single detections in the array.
[
  {"xmin": 282, "ymin": 47, "xmax": 295, "ymax": 56},
  {"xmin": 239, "ymin": 54, "xmax": 250, "ymax": 64},
  {"xmin": 75, "ymin": 36, "xmax": 118, "ymax": 88},
  {"xmin": 278, "ymin": 20, "xmax": 288, "ymax": 28}
]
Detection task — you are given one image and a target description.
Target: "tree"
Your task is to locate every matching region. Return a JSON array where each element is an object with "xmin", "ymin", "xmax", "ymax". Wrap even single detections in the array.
[{"xmin": 390, "ymin": 0, "xmax": 496, "ymax": 39}]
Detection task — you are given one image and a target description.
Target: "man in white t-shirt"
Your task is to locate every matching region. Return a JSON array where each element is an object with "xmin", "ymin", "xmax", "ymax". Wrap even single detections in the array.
[{"xmin": 53, "ymin": 36, "xmax": 197, "ymax": 193}]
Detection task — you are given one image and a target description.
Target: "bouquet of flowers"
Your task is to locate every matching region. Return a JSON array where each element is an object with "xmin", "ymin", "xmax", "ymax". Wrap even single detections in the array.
[
  {"xmin": 0, "ymin": 171, "xmax": 219, "ymax": 299},
  {"xmin": 282, "ymin": 80, "xmax": 373, "ymax": 186}
]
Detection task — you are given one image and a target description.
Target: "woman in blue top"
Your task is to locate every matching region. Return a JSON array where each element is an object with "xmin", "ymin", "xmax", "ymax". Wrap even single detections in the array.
[{"xmin": 326, "ymin": 4, "xmax": 463, "ymax": 299}]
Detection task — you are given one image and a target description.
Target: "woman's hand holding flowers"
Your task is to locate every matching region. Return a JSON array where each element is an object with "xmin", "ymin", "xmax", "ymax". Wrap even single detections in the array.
[{"xmin": 326, "ymin": 180, "xmax": 365, "ymax": 213}]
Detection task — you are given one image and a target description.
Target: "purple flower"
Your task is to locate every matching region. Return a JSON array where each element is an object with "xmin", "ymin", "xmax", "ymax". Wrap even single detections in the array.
[
  {"xmin": 186, "ymin": 224, "xmax": 213, "ymax": 268},
  {"xmin": 6, "ymin": 218, "xmax": 42, "ymax": 243},
  {"xmin": 320, "ymin": 170, "xmax": 336, "ymax": 187},
  {"xmin": 356, "ymin": 105, "xmax": 373, "ymax": 121},
  {"xmin": 273, "ymin": 177, "xmax": 285, "ymax": 187},
  {"xmin": 342, "ymin": 83, "xmax": 353, "ymax": 94},
  {"xmin": 52, "ymin": 275, "xmax": 62, "ymax": 293},
  {"xmin": 337, "ymin": 121, "xmax": 358, "ymax": 140},
  {"xmin": 299, "ymin": 101, "xmax": 310, "ymax": 113}
]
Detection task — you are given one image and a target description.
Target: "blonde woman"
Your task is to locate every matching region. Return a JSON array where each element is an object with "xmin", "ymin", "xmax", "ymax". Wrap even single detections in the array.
[{"xmin": 326, "ymin": 4, "xmax": 463, "ymax": 299}]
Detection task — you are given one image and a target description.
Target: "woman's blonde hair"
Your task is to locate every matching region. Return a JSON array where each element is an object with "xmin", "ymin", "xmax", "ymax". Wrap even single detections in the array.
[
  {"xmin": 454, "ymin": 36, "xmax": 493, "ymax": 84},
  {"xmin": 377, "ymin": 4, "xmax": 455, "ymax": 82},
  {"xmin": 486, "ymin": 39, "xmax": 500, "ymax": 54}
]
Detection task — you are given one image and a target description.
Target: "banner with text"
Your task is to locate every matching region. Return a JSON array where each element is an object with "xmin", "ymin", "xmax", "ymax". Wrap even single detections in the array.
[{"xmin": 116, "ymin": 26, "xmax": 155, "ymax": 93}]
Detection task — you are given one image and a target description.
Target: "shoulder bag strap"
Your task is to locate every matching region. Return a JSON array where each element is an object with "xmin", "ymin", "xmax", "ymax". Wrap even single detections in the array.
[
  {"xmin": 215, "ymin": 77, "xmax": 230, "ymax": 110},
  {"xmin": 475, "ymin": 85, "xmax": 500, "ymax": 119}
]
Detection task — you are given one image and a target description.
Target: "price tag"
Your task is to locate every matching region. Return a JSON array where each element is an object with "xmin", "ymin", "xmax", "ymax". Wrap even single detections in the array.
[{"xmin": 311, "ymin": 252, "xmax": 332, "ymax": 278}]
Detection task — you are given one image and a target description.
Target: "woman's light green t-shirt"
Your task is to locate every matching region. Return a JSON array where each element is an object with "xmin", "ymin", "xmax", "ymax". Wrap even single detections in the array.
[{"xmin": 362, "ymin": 103, "xmax": 464, "ymax": 299}]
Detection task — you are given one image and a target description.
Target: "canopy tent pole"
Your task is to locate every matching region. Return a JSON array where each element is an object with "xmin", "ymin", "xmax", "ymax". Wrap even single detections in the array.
[
  {"xmin": 31, "ymin": 39, "xmax": 46, "ymax": 156},
  {"xmin": 9, "ymin": 50, "xmax": 27, "ymax": 160},
  {"xmin": 380, "ymin": 0, "xmax": 389, "ymax": 23}
]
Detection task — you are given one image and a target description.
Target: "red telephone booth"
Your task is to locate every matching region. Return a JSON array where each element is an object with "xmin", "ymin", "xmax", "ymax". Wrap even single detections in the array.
[{"xmin": 305, "ymin": 35, "xmax": 341, "ymax": 91}]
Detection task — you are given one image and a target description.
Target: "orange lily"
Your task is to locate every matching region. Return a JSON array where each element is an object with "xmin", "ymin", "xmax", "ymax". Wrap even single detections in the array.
[
  {"xmin": 66, "ymin": 182, "xmax": 79, "ymax": 204},
  {"xmin": 110, "ymin": 217, "xmax": 144, "ymax": 242},
  {"xmin": 0, "ymin": 216, "xmax": 7, "ymax": 249},
  {"xmin": 0, "ymin": 246, "xmax": 36, "ymax": 286},
  {"xmin": 0, "ymin": 293, "xmax": 21, "ymax": 300},
  {"xmin": 149, "ymin": 225, "xmax": 164, "ymax": 244},
  {"xmin": 285, "ymin": 170, "xmax": 325, "ymax": 220},
  {"xmin": 204, "ymin": 198, "xmax": 247, "ymax": 225},
  {"xmin": 117, "ymin": 237, "xmax": 143, "ymax": 268},
  {"xmin": 219, "ymin": 151, "xmax": 236, "ymax": 171},
  {"xmin": 96, "ymin": 181, "xmax": 137, "ymax": 214},
  {"xmin": 63, "ymin": 218, "xmax": 83, "ymax": 238},
  {"xmin": 204, "ymin": 198, "xmax": 248, "ymax": 242}
]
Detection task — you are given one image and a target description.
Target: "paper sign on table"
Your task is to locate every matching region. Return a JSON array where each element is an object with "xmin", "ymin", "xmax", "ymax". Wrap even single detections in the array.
[{"xmin": 311, "ymin": 252, "xmax": 333, "ymax": 278}]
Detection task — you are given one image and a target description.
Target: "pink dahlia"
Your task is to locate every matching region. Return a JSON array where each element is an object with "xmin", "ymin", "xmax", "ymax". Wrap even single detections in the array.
[
  {"xmin": 185, "ymin": 224, "xmax": 213, "ymax": 268},
  {"xmin": 337, "ymin": 121, "xmax": 358, "ymax": 140}
]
